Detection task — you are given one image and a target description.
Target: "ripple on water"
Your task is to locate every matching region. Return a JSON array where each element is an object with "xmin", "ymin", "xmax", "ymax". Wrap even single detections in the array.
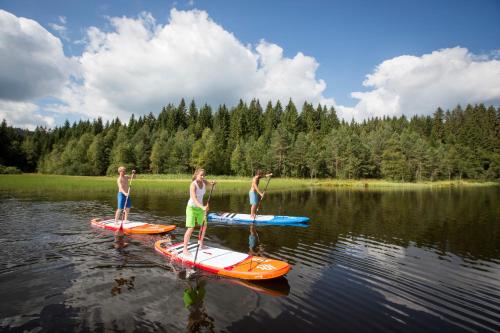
[{"xmin": 1, "ymin": 192, "xmax": 500, "ymax": 332}]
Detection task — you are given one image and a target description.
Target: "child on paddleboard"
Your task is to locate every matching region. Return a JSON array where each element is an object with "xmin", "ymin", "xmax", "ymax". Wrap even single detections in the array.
[
  {"xmin": 249, "ymin": 170, "xmax": 272, "ymax": 219},
  {"xmin": 114, "ymin": 166, "xmax": 135, "ymax": 223},
  {"xmin": 183, "ymin": 168, "xmax": 215, "ymax": 257}
]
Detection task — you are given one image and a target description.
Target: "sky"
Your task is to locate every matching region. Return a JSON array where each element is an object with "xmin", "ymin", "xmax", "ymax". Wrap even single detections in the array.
[{"xmin": 1, "ymin": 0, "xmax": 499, "ymax": 129}]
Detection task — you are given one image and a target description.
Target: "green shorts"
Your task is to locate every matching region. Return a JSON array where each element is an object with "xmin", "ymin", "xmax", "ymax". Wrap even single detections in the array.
[{"xmin": 186, "ymin": 205, "xmax": 204, "ymax": 228}]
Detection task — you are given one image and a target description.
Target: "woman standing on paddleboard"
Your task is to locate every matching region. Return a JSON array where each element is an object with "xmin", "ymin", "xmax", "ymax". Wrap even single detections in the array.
[
  {"xmin": 249, "ymin": 170, "xmax": 272, "ymax": 219},
  {"xmin": 182, "ymin": 168, "xmax": 215, "ymax": 257}
]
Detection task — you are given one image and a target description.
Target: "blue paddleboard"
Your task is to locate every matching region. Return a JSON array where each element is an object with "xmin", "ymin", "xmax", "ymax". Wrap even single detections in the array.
[{"xmin": 208, "ymin": 212, "xmax": 310, "ymax": 225}]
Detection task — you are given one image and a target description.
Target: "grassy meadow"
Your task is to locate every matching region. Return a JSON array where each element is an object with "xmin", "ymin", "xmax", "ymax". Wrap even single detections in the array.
[{"xmin": 0, "ymin": 173, "xmax": 497, "ymax": 195}]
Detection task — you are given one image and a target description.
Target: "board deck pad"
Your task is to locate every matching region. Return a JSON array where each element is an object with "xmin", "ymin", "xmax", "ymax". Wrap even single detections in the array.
[
  {"xmin": 155, "ymin": 240, "xmax": 290, "ymax": 280},
  {"xmin": 208, "ymin": 212, "xmax": 310, "ymax": 225},
  {"xmin": 91, "ymin": 218, "xmax": 176, "ymax": 234},
  {"xmin": 168, "ymin": 243, "xmax": 249, "ymax": 268}
]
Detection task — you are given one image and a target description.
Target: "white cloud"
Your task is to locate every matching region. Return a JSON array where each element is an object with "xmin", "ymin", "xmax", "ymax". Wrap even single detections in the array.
[
  {"xmin": 48, "ymin": 22, "xmax": 69, "ymax": 41},
  {"xmin": 0, "ymin": 10, "xmax": 76, "ymax": 102},
  {"xmin": 62, "ymin": 9, "xmax": 334, "ymax": 121},
  {"xmin": 49, "ymin": 16, "xmax": 69, "ymax": 41},
  {"xmin": 0, "ymin": 9, "xmax": 333, "ymax": 127},
  {"xmin": 5, "ymin": 8, "xmax": 499, "ymax": 130},
  {"xmin": 0, "ymin": 100, "xmax": 55, "ymax": 129},
  {"xmin": 254, "ymin": 41, "xmax": 335, "ymax": 107},
  {"xmin": 343, "ymin": 47, "xmax": 500, "ymax": 121}
]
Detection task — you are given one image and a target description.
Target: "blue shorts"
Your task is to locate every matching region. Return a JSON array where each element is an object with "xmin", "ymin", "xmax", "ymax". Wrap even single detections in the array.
[
  {"xmin": 249, "ymin": 234, "xmax": 257, "ymax": 249},
  {"xmin": 117, "ymin": 192, "xmax": 131, "ymax": 209},
  {"xmin": 249, "ymin": 191, "xmax": 259, "ymax": 205}
]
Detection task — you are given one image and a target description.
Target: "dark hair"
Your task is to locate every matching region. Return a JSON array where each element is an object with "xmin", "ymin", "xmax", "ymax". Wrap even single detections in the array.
[{"xmin": 255, "ymin": 169, "xmax": 264, "ymax": 177}]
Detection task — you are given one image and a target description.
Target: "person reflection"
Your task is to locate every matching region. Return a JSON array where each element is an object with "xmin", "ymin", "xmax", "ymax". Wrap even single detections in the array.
[
  {"xmin": 111, "ymin": 276, "xmax": 135, "ymax": 296},
  {"xmin": 114, "ymin": 232, "xmax": 128, "ymax": 249},
  {"xmin": 183, "ymin": 277, "xmax": 214, "ymax": 332},
  {"xmin": 248, "ymin": 223, "xmax": 262, "ymax": 256}
]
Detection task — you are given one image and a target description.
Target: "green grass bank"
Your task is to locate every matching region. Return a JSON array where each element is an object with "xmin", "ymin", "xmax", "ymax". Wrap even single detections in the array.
[{"xmin": 0, "ymin": 174, "xmax": 497, "ymax": 194}]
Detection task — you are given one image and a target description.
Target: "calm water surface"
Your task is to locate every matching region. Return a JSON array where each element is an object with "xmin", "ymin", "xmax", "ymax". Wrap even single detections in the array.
[{"xmin": 0, "ymin": 187, "xmax": 499, "ymax": 332}]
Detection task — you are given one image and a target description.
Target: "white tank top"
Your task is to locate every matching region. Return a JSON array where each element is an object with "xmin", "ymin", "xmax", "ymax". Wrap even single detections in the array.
[{"xmin": 188, "ymin": 181, "xmax": 206, "ymax": 207}]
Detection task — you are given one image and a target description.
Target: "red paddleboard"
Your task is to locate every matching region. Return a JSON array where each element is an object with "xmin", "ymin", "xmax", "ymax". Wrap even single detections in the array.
[
  {"xmin": 155, "ymin": 240, "xmax": 290, "ymax": 280},
  {"xmin": 91, "ymin": 217, "xmax": 176, "ymax": 234}
]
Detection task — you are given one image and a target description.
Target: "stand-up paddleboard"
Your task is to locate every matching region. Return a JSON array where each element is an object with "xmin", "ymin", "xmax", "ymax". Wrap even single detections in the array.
[
  {"xmin": 91, "ymin": 217, "xmax": 176, "ymax": 234},
  {"xmin": 208, "ymin": 212, "xmax": 309, "ymax": 225},
  {"xmin": 155, "ymin": 240, "xmax": 290, "ymax": 280}
]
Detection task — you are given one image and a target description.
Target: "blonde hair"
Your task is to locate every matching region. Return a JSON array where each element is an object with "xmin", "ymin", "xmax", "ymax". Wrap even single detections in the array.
[
  {"xmin": 192, "ymin": 168, "xmax": 205, "ymax": 181},
  {"xmin": 118, "ymin": 166, "xmax": 126, "ymax": 173}
]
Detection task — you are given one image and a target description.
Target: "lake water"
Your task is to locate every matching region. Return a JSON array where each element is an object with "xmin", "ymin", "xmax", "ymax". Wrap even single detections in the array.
[{"xmin": 0, "ymin": 187, "xmax": 499, "ymax": 332}]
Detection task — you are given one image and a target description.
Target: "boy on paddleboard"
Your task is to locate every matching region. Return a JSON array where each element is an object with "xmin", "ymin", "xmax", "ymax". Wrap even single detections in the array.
[
  {"xmin": 183, "ymin": 168, "xmax": 215, "ymax": 257},
  {"xmin": 114, "ymin": 166, "xmax": 134, "ymax": 223},
  {"xmin": 249, "ymin": 170, "xmax": 272, "ymax": 219}
]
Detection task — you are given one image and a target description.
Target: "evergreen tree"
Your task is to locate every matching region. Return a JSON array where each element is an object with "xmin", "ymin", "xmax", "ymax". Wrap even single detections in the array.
[
  {"xmin": 107, "ymin": 127, "xmax": 134, "ymax": 175},
  {"xmin": 281, "ymin": 99, "xmax": 299, "ymax": 137},
  {"xmin": 289, "ymin": 132, "xmax": 309, "ymax": 177},
  {"xmin": 87, "ymin": 134, "xmax": 107, "ymax": 175},
  {"xmin": 262, "ymin": 101, "xmax": 277, "ymax": 140},
  {"xmin": 187, "ymin": 99, "xmax": 198, "ymax": 137},
  {"xmin": 247, "ymin": 99, "xmax": 263, "ymax": 138},
  {"xmin": 198, "ymin": 104, "xmax": 213, "ymax": 132},
  {"xmin": 168, "ymin": 129, "xmax": 194, "ymax": 173},
  {"xmin": 175, "ymin": 98, "xmax": 188, "ymax": 130},
  {"xmin": 381, "ymin": 134, "xmax": 410, "ymax": 181},
  {"xmin": 230, "ymin": 141, "xmax": 246, "ymax": 176},
  {"xmin": 131, "ymin": 124, "xmax": 152, "ymax": 173},
  {"xmin": 150, "ymin": 130, "xmax": 170, "ymax": 174}
]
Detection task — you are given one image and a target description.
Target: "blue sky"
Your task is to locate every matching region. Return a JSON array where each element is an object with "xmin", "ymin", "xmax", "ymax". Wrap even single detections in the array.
[{"xmin": 1, "ymin": 0, "xmax": 499, "ymax": 128}]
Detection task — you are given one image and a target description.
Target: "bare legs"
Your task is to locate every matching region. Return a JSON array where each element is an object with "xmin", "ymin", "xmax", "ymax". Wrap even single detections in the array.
[
  {"xmin": 250, "ymin": 204, "xmax": 257, "ymax": 220},
  {"xmin": 183, "ymin": 224, "xmax": 207, "ymax": 256},
  {"xmin": 114, "ymin": 208, "xmax": 129, "ymax": 223},
  {"xmin": 183, "ymin": 227, "xmax": 194, "ymax": 256}
]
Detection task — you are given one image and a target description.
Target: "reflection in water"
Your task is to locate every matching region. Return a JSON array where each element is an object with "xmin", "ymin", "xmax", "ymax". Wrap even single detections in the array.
[
  {"xmin": 224, "ymin": 277, "xmax": 291, "ymax": 297},
  {"xmin": 114, "ymin": 232, "xmax": 129, "ymax": 249},
  {"xmin": 183, "ymin": 276, "xmax": 215, "ymax": 333},
  {"xmin": 248, "ymin": 223, "xmax": 263, "ymax": 256},
  {"xmin": 111, "ymin": 276, "xmax": 136, "ymax": 296},
  {"xmin": 0, "ymin": 187, "xmax": 499, "ymax": 332}
]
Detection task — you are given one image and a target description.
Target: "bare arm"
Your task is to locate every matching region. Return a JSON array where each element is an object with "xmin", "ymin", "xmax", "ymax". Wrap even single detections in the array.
[{"xmin": 203, "ymin": 179, "xmax": 216, "ymax": 187}]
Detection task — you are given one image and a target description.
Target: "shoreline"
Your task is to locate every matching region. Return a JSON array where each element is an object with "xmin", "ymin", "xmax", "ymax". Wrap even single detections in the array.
[{"xmin": 0, "ymin": 174, "xmax": 497, "ymax": 194}]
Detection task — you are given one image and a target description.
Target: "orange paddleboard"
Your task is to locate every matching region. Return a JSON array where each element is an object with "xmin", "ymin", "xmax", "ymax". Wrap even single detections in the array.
[
  {"xmin": 155, "ymin": 240, "xmax": 290, "ymax": 280},
  {"xmin": 91, "ymin": 218, "xmax": 176, "ymax": 234}
]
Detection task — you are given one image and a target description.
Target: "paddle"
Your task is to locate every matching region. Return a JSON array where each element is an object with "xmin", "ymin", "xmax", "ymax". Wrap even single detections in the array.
[
  {"xmin": 119, "ymin": 170, "xmax": 136, "ymax": 232},
  {"xmin": 254, "ymin": 174, "xmax": 272, "ymax": 218},
  {"xmin": 193, "ymin": 182, "xmax": 216, "ymax": 266},
  {"xmin": 249, "ymin": 174, "xmax": 272, "ymax": 271}
]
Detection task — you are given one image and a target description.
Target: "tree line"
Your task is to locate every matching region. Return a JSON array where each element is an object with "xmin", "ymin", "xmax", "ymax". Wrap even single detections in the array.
[{"xmin": 1, "ymin": 99, "xmax": 499, "ymax": 181}]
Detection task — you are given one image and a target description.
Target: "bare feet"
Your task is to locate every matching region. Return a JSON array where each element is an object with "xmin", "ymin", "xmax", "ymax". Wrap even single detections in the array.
[{"xmin": 182, "ymin": 250, "xmax": 192, "ymax": 257}]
